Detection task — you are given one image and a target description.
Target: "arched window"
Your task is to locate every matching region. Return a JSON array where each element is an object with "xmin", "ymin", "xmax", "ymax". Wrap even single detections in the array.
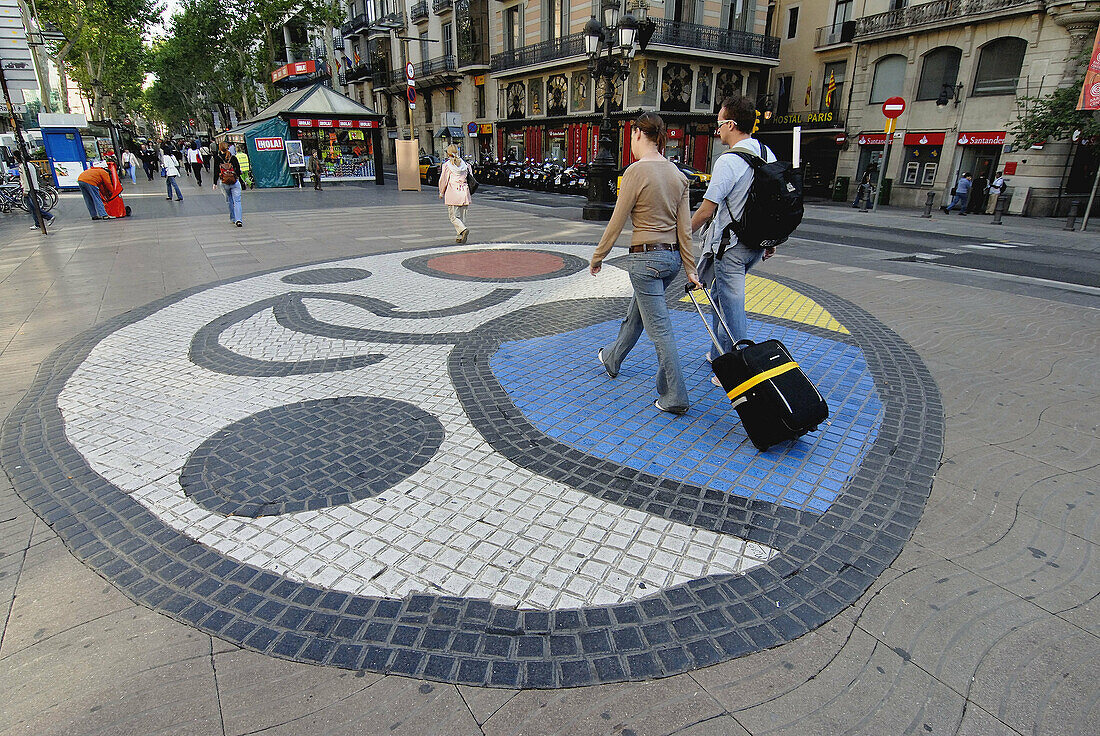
[
  {"xmin": 869, "ymin": 54, "xmax": 906, "ymax": 104},
  {"xmin": 973, "ymin": 37, "xmax": 1027, "ymax": 96},
  {"xmin": 916, "ymin": 46, "xmax": 962, "ymax": 100}
]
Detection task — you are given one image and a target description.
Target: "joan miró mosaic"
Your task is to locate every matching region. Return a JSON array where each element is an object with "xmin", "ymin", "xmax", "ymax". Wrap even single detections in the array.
[{"xmin": 1, "ymin": 244, "xmax": 942, "ymax": 688}]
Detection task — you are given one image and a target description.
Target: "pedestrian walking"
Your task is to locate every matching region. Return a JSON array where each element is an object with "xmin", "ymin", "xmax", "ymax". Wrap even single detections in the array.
[
  {"xmin": 162, "ymin": 150, "xmax": 183, "ymax": 201},
  {"xmin": 122, "ymin": 148, "xmax": 138, "ymax": 184},
  {"xmin": 140, "ymin": 146, "xmax": 157, "ymax": 180},
  {"xmin": 986, "ymin": 171, "xmax": 1006, "ymax": 214},
  {"xmin": 689, "ymin": 94, "xmax": 779, "ymax": 386},
  {"xmin": 211, "ymin": 141, "xmax": 243, "ymax": 227},
  {"xmin": 235, "ymin": 148, "xmax": 253, "ymax": 189},
  {"xmin": 851, "ymin": 171, "xmax": 873, "ymax": 208},
  {"xmin": 590, "ymin": 112, "xmax": 702, "ymax": 415},
  {"xmin": 16, "ymin": 154, "xmax": 54, "ymax": 230},
  {"xmin": 941, "ymin": 172, "xmax": 972, "ymax": 215},
  {"xmin": 76, "ymin": 165, "xmax": 113, "ymax": 220},
  {"xmin": 200, "ymin": 141, "xmax": 211, "ymax": 173},
  {"xmin": 187, "ymin": 143, "xmax": 203, "ymax": 186},
  {"xmin": 438, "ymin": 145, "xmax": 472, "ymax": 242},
  {"xmin": 308, "ymin": 150, "xmax": 323, "ymax": 190}
]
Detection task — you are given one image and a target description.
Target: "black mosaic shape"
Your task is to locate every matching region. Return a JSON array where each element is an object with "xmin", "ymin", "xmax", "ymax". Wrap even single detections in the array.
[
  {"xmin": 280, "ymin": 268, "xmax": 372, "ymax": 285},
  {"xmin": 179, "ymin": 397, "xmax": 445, "ymax": 517},
  {"xmin": 402, "ymin": 248, "xmax": 588, "ymax": 283},
  {"xmin": 0, "ymin": 244, "xmax": 943, "ymax": 689}
]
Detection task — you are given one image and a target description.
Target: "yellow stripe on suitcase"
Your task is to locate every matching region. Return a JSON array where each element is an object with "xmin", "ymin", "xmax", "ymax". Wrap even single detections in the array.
[{"xmin": 725, "ymin": 361, "xmax": 799, "ymax": 401}]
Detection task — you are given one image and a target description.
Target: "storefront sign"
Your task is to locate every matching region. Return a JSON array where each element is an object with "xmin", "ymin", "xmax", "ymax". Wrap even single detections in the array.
[
  {"xmin": 957, "ymin": 131, "xmax": 1006, "ymax": 146},
  {"xmin": 285, "ymin": 140, "xmax": 305, "ymax": 168},
  {"xmin": 766, "ymin": 111, "xmax": 838, "ymax": 130},
  {"xmin": 271, "ymin": 60, "xmax": 316, "ymax": 83},
  {"xmin": 1076, "ymin": 25, "xmax": 1100, "ymax": 110},
  {"xmin": 289, "ymin": 119, "xmax": 379, "ymax": 129},
  {"xmin": 903, "ymin": 132, "xmax": 946, "ymax": 147},
  {"xmin": 473, "ymin": 75, "xmax": 486, "ymax": 86},
  {"xmin": 478, "ymin": 124, "xmax": 493, "ymax": 135},
  {"xmin": 856, "ymin": 132, "xmax": 896, "ymax": 146},
  {"xmin": 254, "ymin": 137, "xmax": 285, "ymax": 151},
  {"xmin": 667, "ymin": 128, "xmax": 683, "ymax": 140},
  {"xmin": 1003, "ymin": 161, "xmax": 1018, "ymax": 175}
]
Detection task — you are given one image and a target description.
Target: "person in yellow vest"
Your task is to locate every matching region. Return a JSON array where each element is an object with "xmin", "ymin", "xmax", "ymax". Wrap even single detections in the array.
[{"xmin": 235, "ymin": 148, "xmax": 253, "ymax": 189}]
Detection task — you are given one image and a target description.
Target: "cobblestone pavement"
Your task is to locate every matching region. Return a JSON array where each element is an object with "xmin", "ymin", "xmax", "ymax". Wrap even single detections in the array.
[{"xmin": 0, "ymin": 179, "xmax": 1097, "ymax": 735}]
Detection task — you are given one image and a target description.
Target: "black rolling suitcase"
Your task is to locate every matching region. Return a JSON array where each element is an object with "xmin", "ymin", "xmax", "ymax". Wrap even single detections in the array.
[{"xmin": 686, "ymin": 285, "xmax": 829, "ymax": 451}]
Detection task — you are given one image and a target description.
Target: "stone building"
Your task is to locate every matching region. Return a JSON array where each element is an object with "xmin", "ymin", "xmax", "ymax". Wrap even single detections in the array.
[
  {"xmin": 765, "ymin": 0, "xmax": 1099, "ymax": 214},
  {"xmin": 338, "ymin": 0, "xmax": 783, "ymax": 169}
]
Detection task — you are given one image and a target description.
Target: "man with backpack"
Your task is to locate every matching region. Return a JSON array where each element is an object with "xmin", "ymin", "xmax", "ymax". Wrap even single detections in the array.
[{"xmin": 690, "ymin": 94, "xmax": 802, "ymax": 385}]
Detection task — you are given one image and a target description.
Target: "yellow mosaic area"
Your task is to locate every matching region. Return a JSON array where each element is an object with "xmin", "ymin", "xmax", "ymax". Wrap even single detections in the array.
[{"xmin": 681, "ymin": 275, "xmax": 850, "ymax": 335}]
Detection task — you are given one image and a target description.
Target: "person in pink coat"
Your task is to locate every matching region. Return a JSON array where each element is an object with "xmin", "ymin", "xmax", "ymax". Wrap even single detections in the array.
[{"xmin": 438, "ymin": 144, "xmax": 472, "ymax": 243}]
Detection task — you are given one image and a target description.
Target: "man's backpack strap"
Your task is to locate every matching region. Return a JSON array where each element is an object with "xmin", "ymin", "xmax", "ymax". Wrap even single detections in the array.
[{"xmin": 716, "ymin": 150, "xmax": 762, "ymax": 260}]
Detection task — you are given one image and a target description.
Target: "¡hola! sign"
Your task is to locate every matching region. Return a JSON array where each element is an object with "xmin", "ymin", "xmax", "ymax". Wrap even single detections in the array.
[{"xmin": 253, "ymin": 137, "xmax": 285, "ymax": 151}]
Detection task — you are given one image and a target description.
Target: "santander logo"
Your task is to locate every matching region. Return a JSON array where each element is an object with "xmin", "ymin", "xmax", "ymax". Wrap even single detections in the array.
[
  {"xmin": 919, "ymin": 135, "xmax": 929, "ymax": 145},
  {"xmin": 958, "ymin": 134, "xmax": 969, "ymax": 145}
]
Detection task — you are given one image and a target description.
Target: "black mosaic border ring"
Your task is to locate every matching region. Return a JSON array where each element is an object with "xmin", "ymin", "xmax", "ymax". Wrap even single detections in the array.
[
  {"xmin": 402, "ymin": 248, "xmax": 588, "ymax": 282},
  {"xmin": 280, "ymin": 267, "xmax": 372, "ymax": 285},
  {"xmin": 0, "ymin": 244, "xmax": 943, "ymax": 689}
]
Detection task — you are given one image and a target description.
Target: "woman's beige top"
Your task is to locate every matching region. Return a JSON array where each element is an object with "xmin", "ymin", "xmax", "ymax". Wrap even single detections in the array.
[{"xmin": 590, "ymin": 158, "xmax": 696, "ymax": 278}]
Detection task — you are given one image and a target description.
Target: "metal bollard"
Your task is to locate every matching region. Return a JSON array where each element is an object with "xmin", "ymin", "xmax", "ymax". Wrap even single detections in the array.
[
  {"xmin": 1064, "ymin": 199, "xmax": 1081, "ymax": 231},
  {"xmin": 858, "ymin": 187, "xmax": 869, "ymax": 212},
  {"xmin": 990, "ymin": 193, "xmax": 1008, "ymax": 225},
  {"xmin": 922, "ymin": 191, "xmax": 935, "ymax": 218}
]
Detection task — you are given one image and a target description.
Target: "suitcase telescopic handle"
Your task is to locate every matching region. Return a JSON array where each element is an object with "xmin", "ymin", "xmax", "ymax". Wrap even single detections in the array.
[{"xmin": 685, "ymin": 283, "xmax": 738, "ymax": 352}]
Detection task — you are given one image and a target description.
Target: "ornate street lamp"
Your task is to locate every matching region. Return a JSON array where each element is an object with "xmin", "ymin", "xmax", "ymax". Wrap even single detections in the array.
[{"xmin": 582, "ymin": 0, "xmax": 654, "ymax": 221}]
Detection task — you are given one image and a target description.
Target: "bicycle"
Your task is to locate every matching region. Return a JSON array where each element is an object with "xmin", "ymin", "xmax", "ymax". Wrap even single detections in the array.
[{"xmin": 0, "ymin": 183, "xmax": 50, "ymax": 214}]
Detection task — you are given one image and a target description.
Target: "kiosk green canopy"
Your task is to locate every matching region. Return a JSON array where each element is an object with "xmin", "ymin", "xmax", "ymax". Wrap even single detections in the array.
[{"xmin": 223, "ymin": 83, "xmax": 385, "ymax": 188}]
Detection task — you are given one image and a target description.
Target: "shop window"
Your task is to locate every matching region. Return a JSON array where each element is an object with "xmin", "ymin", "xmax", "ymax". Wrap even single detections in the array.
[
  {"xmin": 869, "ymin": 54, "xmax": 906, "ymax": 104},
  {"xmin": 973, "ymin": 37, "xmax": 1026, "ymax": 97},
  {"xmin": 916, "ymin": 47, "xmax": 961, "ymax": 101},
  {"xmin": 820, "ymin": 62, "xmax": 845, "ymax": 113},
  {"xmin": 786, "ymin": 7, "xmax": 798, "ymax": 39}
]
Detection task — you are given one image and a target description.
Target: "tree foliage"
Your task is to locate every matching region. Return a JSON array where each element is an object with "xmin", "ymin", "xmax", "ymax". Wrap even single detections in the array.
[{"xmin": 1012, "ymin": 78, "xmax": 1100, "ymax": 147}]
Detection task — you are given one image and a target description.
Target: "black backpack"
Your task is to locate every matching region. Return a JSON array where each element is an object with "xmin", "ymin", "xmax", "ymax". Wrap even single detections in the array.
[{"xmin": 719, "ymin": 150, "xmax": 803, "ymax": 256}]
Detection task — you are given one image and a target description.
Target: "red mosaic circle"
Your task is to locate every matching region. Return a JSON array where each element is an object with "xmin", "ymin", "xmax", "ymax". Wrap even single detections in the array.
[{"xmin": 426, "ymin": 250, "xmax": 566, "ymax": 279}]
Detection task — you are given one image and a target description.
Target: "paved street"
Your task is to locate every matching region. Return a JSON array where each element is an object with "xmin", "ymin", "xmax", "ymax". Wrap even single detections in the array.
[{"xmin": 0, "ymin": 176, "xmax": 1097, "ymax": 735}]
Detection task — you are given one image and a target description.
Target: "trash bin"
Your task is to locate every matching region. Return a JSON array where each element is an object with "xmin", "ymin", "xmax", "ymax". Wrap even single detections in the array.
[
  {"xmin": 879, "ymin": 178, "xmax": 892, "ymax": 205},
  {"xmin": 832, "ymin": 176, "xmax": 849, "ymax": 202}
]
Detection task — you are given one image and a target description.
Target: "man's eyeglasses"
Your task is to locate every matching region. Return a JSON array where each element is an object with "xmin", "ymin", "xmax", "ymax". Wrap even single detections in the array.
[{"xmin": 715, "ymin": 119, "xmax": 735, "ymax": 133}]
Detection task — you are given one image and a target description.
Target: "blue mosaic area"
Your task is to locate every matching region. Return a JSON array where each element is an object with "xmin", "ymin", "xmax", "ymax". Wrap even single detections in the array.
[{"xmin": 491, "ymin": 313, "xmax": 883, "ymax": 514}]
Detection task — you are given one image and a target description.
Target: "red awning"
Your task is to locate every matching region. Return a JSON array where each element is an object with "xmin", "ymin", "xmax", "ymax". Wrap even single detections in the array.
[
  {"xmin": 956, "ymin": 131, "xmax": 1006, "ymax": 146},
  {"xmin": 903, "ymin": 132, "xmax": 946, "ymax": 146}
]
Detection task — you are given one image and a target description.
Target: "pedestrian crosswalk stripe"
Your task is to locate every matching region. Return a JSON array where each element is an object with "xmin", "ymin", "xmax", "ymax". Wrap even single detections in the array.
[
  {"xmin": 980, "ymin": 242, "xmax": 1019, "ymax": 248},
  {"xmin": 961, "ymin": 244, "xmax": 998, "ymax": 250}
]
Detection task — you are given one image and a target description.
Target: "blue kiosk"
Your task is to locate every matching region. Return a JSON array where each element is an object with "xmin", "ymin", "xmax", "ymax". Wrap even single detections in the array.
[{"xmin": 38, "ymin": 113, "xmax": 93, "ymax": 190}]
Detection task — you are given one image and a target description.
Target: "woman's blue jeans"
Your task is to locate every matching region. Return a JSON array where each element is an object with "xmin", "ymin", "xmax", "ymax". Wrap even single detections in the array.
[
  {"xmin": 600, "ymin": 248, "xmax": 689, "ymax": 412},
  {"xmin": 166, "ymin": 176, "xmax": 182, "ymax": 200},
  {"xmin": 221, "ymin": 180, "xmax": 242, "ymax": 223},
  {"xmin": 698, "ymin": 241, "xmax": 764, "ymax": 360}
]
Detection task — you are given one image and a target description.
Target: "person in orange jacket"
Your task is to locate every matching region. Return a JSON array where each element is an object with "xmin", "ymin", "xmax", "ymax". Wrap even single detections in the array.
[{"xmin": 76, "ymin": 166, "xmax": 113, "ymax": 220}]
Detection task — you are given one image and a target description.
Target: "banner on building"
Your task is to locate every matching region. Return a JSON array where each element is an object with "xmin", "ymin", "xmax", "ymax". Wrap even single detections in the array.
[{"xmin": 1078, "ymin": 25, "xmax": 1100, "ymax": 111}]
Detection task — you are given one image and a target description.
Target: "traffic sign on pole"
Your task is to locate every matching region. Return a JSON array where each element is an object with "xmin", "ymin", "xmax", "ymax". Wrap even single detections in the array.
[
  {"xmin": 882, "ymin": 96, "xmax": 906, "ymax": 118},
  {"xmin": 407, "ymin": 85, "xmax": 416, "ymax": 109},
  {"xmin": 406, "ymin": 62, "xmax": 415, "ymax": 85},
  {"xmin": 884, "ymin": 118, "xmax": 897, "ymax": 135}
]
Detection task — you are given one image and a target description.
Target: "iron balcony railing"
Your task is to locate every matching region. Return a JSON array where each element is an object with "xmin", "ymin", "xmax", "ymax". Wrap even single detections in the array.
[
  {"xmin": 343, "ymin": 62, "xmax": 373, "ymax": 82},
  {"xmin": 490, "ymin": 33, "xmax": 586, "ymax": 72},
  {"xmin": 856, "ymin": 0, "xmax": 1037, "ymax": 37},
  {"xmin": 375, "ymin": 55, "xmax": 458, "ymax": 87},
  {"xmin": 814, "ymin": 21, "xmax": 856, "ymax": 48},
  {"xmin": 648, "ymin": 18, "xmax": 780, "ymax": 58},
  {"xmin": 433, "ymin": 0, "xmax": 452, "ymax": 14},
  {"xmin": 341, "ymin": 13, "xmax": 370, "ymax": 37},
  {"xmin": 410, "ymin": 2, "xmax": 429, "ymax": 22}
]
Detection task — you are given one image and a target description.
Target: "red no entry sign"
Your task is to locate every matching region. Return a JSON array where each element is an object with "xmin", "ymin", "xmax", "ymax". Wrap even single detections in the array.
[{"xmin": 882, "ymin": 97, "xmax": 906, "ymax": 118}]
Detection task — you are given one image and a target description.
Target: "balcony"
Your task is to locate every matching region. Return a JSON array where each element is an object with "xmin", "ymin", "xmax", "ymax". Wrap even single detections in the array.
[
  {"xmin": 814, "ymin": 21, "xmax": 855, "ymax": 48},
  {"xmin": 856, "ymin": 0, "xmax": 1039, "ymax": 39},
  {"xmin": 374, "ymin": 56, "xmax": 459, "ymax": 89},
  {"xmin": 367, "ymin": 12, "xmax": 407, "ymax": 39},
  {"xmin": 410, "ymin": 2, "xmax": 429, "ymax": 23},
  {"xmin": 648, "ymin": 19, "xmax": 780, "ymax": 59},
  {"xmin": 341, "ymin": 13, "xmax": 370, "ymax": 37},
  {"xmin": 433, "ymin": 0, "xmax": 452, "ymax": 14},
  {"xmin": 491, "ymin": 33, "xmax": 585, "ymax": 73},
  {"xmin": 343, "ymin": 61, "xmax": 373, "ymax": 83}
]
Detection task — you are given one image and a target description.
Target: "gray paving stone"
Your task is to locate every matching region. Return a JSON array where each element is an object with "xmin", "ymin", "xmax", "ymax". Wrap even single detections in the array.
[
  {"xmin": 1013, "ymin": 465, "xmax": 1100, "ymax": 546},
  {"xmin": 480, "ymin": 674, "xmax": 725, "ymax": 736},
  {"xmin": 955, "ymin": 705, "xmax": 1020, "ymax": 736},
  {"xmin": 729, "ymin": 627, "xmax": 966, "ymax": 736},
  {"xmin": 456, "ymin": 685, "xmax": 518, "ymax": 726},
  {"xmin": 911, "ymin": 479, "xmax": 1023, "ymax": 560},
  {"xmin": 667, "ymin": 715, "xmax": 751, "ymax": 736}
]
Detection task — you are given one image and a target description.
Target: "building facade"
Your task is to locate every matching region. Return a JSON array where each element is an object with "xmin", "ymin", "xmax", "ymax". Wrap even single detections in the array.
[
  {"xmin": 337, "ymin": 1, "xmax": 782, "ymax": 168},
  {"xmin": 766, "ymin": 0, "xmax": 1099, "ymax": 214}
]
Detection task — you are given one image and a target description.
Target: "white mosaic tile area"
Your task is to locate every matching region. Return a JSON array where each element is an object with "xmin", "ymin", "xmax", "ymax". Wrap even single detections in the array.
[{"xmin": 58, "ymin": 244, "xmax": 776, "ymax": 609}]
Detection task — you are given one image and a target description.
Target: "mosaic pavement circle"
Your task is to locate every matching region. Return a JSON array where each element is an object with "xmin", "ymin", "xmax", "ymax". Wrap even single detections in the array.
[{"xmin": 0, "ymin": 243, "xmax": 942, "ymax": 688}]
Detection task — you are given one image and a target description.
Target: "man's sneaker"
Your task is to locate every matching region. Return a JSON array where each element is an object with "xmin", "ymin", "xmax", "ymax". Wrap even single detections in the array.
[
  {"xmin": 597, "ymin": 349, "xmax": 616, "ymax": 378},
  {"xmin": 29, "ymin": 225, "xmax": 39, "ymax": 229},
  {"xmin": 654, "ymin": 399, "xmax": 688, "ymax": 416}
]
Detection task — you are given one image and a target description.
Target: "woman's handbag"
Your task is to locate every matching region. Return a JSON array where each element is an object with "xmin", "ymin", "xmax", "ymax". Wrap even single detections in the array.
[{"xmin": 466, "ymin": 169, "xmax": 479, "ymax": 195}]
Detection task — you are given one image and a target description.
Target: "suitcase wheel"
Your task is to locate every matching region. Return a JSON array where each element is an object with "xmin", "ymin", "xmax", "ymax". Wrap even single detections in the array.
[
  {"xmin": 751, "ymin": 438, "xmax": 770, "ymax": 452},
  {"xmin": 125, "ymin": 206, "xmax": 132, "ymax": 217}
]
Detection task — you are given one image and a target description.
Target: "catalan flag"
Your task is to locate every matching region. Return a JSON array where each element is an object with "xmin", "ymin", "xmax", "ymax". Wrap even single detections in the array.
[
  {"xmin": 805, "ymin": 75, "xmax": 812, "ymax": 107},
  {"xmin": 825, "ymin": 70, "xmax": 836, "ymax": 109},
  {"xmin": 353, "ymin": 50, "xmax": 361, "ymax": 65}
]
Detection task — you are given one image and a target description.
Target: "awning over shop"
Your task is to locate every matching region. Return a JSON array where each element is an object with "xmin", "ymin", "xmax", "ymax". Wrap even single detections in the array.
[{"xmin": 437, "ymin": 127, "xmax": 464, "ymax": 138}]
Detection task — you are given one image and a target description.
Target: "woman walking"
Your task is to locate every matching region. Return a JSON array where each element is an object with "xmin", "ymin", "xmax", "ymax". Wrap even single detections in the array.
[
  {"xmin": 162, "ymin": 149, "xmax": 183, "ymax": 201},
  {"xmin": 589, "ymin": 112, "xmax": 701, "ymax": 415},
  {"xmin": 122, "ymin": 148, "xmax": 138, "ymax": 184},
  {"xmin": 308, "ymin": 150, "xmax": 323, "ymax": 190},
  {"xmin": 211, "ymin": 141, "xmax": 243, "ymax": 227},
  {"xmin": 187, "ymin": 142, "xmax": 203, "ymax": 186},
  {"xmin": 437, "ymin": 145, "xmax": 472, "ymax": 243}
]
